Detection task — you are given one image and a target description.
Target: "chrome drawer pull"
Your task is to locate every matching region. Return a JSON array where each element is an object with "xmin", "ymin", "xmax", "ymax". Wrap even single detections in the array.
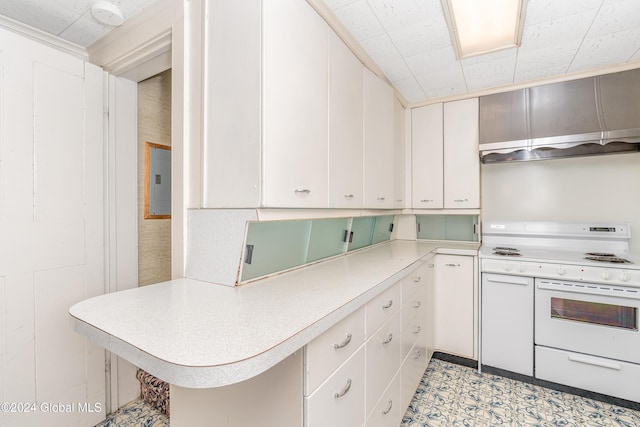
[
  {"xmin": 333, "ymin": 378, "xmax": 352, "ymax": 399},
  {"xmin": 445, "ymin": 263, "xmax": 461, "ymax": 267},
  {"xmin": 454, "ymin": 198, "xmax": 469, "ymax": 202},
  {"xmin": 413, "ymin": 301, "xmax": 421, "ymax": 309},
  {"xmin": 381, "ymin": 333, "xmax": 393, "ymax": 344},
  {"xmin": 344, "ymin": 194, "xmax": 354, "ymax": 198},
  {"xmin": 413, "ymin": 350, "xmax": 422, "ymax": 360},
  {"xmin": 294, "ymin": 189, "xmax": 311, "ymax": 194},
  {"xmin": 568, "ymin": 355, "xmax": 621, "ymax": 371},
  {"xmin": 420, "ymin": 199, "xmax": 433, "ymax": 202},
  {"xmin": 412, "ymin": 326, "xmax": 421, "ymax": 334},
  {"xmin": 333, "ymin": 333, "xmax": 352, "ymax": 350},
  {"xmin": 377, "ymin": 197, "xmax": 386, "ymax": 201},
  {"xmin": 381, "ymin": 399, "xmax": 393, "ymax": 415},
  {"xmin": 382, "ymin": 300, "xmax": 393, "ymax": 309},
  {"xmin": 412, "ymin": 276, "xmax": 422, "ymax": 283}
]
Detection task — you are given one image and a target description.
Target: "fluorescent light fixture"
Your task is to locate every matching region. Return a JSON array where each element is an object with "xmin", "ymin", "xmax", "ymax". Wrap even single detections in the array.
[{"xmin": 443, "ymin": 0, "xmax": 526, "ymax": 59}]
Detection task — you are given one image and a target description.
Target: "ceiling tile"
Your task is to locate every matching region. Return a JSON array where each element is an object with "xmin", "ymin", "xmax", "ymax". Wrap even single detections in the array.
[
  {"xmin": 416, "ymin": 65, "xmax": 466, "ymax": 94},
  {"xmin": 365, "ymin": 0, "xmax": 443, "ymax": 32},
  {"xmin": 359, "ymin": 33, "xmax": 412, "ymax": 81},
  {"xmin": 586, "ymin": 0, "xmax": 640, "ymax": 38},
  {"xmin": 514, "ymin": 64, "xmax": 568, "ymax": 83},
  {"xmin": 0, "ymin": 0, "xmax": 81, "ymax": 35},
  {"xmin": 520, "ymin": 9, "xmax": 600, "ymax": 52},
  {"xmin": 568, "ymin": 27, "xmax": 640, "ymax": 72},
  {"xmin": 332, "ymin": 0, "xmax": 386, "ymax": 41},
  {"xmin": 524, "ymin": 0, "xmax": 603, "ymax": 26},
  {"xmin": 392, "ymin": 76, "xmax": 426, "ymax": 103},
  {"xmin": 58, "ymin": 12, "xmax": 111, "ymax": 47},
  {"xmin": 323, "ymin": 0, "xmax": 358, "ymax": 9},
  {"xmin": 515, "ymin": 39, "xmax": 581, "ymax": 74},
  {"xmin": 463, "ymin": 53, "xmax": 517, "ymax": 91},
  {"xmin": 387, "ymin": 18, "xmax": 451, "ymax": 57},
  {"xmin": 405, "ymin": 45, "xmax": 458, "ymax": 76}
]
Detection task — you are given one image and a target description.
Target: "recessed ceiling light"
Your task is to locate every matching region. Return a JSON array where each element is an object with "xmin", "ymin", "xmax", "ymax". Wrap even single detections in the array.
[
  {"xmin": 91, "ymin": 1, "xmax": 124, "ymax": 27},
  {"xmin": 443, "ymin": 0, "xmax": 527, "ymax": 59}
]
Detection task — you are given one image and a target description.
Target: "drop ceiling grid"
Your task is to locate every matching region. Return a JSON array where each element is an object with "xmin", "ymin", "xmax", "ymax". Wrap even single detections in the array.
[{"xmin": 326, "ymin": 0, "xmax": 640, "ymax": 104}]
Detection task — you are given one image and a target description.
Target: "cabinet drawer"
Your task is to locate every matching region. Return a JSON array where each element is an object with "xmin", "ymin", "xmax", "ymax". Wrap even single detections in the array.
[
  {"xmin": 305, "ymin": 346, "xmax": 366, "ymax": 427},
  {"xmin": 402, "ymin": 270, "xmax": 425, "ymax": 303},
  {"xmin": 366, "ymin": 282, "xmax": 401, "ymax": 335},
  {"xmin": 535, "ymin": 346, "xmax": 640, "ymax": 403},
  {"xmin": 366, "ymin": 371, "xmax": 402, "ymax": 427},
  {"xmin": 401, "ymin": 287, "xmax": 426, "ymax": 360},
  {"xmin": 305, "ymin": 306, "xmax": 365, "ymax": 395},
  {"xmin": 401, "ymin": 343, "xmax": 427, "ymax": 412},
  {"xmin": 366, "ymin": 310, "xmax": 401, "ymax": 416}
]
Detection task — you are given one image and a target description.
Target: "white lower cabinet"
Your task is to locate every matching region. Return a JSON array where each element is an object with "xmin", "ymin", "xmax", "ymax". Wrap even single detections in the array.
[
  {"xmin": 305, "ymin": 259, "xmax": 434, "ymax": 427},
  {"xmin": 366, "ymin": 371, "xmax": 402, "ymax": 427},
  {"xmin": 305, "ymin": 346, "xmax": 366, "ymax": 427}
]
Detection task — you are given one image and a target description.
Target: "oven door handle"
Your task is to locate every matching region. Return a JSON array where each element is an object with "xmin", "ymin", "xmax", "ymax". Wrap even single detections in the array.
[
  {"xmin": 568, "ymin": 354, "xmax": 621, "ymax": 371},
  {"xmin": 486, "ymin": 276, "xmax": 531, "ymax": 286},
  {"xmin": 536, "ymin": 283, "xmax": 640, "ymax": 300}
]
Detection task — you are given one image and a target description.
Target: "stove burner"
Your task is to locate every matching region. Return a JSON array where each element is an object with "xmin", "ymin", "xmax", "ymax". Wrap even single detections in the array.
[
  {"xmin": 493, "ymin": 250, "xmax": 522, "ymax": 256},
  {"xmin": 584, "ymin": 255, "xmax": 631, "ymax": 264}
]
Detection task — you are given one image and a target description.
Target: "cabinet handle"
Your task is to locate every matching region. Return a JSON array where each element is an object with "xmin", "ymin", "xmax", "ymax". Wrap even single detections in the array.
[
  {"xmin": 454, "ymin": 198, "xmax": 469, "ymax": 202},
  {"xmin": 333, "ymin": 378, "xmax": 352, "ymax": 399},
  {"xmin": 413, "ymin": 301, "xmax": 421, "ymax": 309},
  {"xmin": 420, "ymin": 199, "xmax": 433, "ymax": 203},
  {"xmin": 412, "ymin": 276, "xmax": 422, "ymax": 283},
  {"xmin": 568, "ymin": 355, "xmax": 621, "ymax": 371},
  {"xmin": 333, "ymin": 333, "xmax": 352, "ymax": 350},
  {"xmin": 413, "ymin": 350, "xmax": 422, "ymax": 360},
  {"xmin": 412, "ymin": 326, "xmax": 421, "ymax": 334},
  {"xmin": 382, "ymin": 300, "xmax": 393, "ymax": 309},
  {"xmin": 445, "ymin": 263, "xmax": 461, "ymax": 267},
  {"xmin": 428, "ymin": 264, "xmax": 435, "ymax": 268},
  {"xmin": 381, "ymin": 333, "xmax": 393, "ymax": 344},
  {"xmin": 381, "ymin": 399, "xmax": 393, "ymax": 415},
  {"xmin": 294, "ymin": 189, "xmax": 311, "ymax": 194},
  {"xmin": 377, "ymin": 197, "xmax": 386, "ymax": 201},
  {"xmin": 344, "ymin": 194, "xmax": 354, "ymax": 199}
]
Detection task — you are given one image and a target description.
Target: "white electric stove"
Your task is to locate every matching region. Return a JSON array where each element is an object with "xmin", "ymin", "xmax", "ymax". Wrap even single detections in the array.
[{"xmin": 479, "ymin": 221, "xmax": 640, "ymax": 405}]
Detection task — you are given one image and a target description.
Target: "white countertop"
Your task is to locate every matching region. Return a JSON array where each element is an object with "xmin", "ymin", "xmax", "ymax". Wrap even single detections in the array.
[{"xmin": 69, "ymin": 240, "xmax": 478, "ymax": 388}]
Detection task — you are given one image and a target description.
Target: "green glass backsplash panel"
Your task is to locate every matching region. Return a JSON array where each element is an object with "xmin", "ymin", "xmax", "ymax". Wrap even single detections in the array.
[
  {"xmin": 416, "ymin": 215, "xmax": 478, "ymax": 242},
  {"xmin": 348, "ymin": 216, "xmax": 375, "ymax": 251},
  {"xmin": 242, "ymin": 220, "xmax": 311, "ymax": 281},
  {"xmin": 306, "ymin": 218, "xmax": 350, "ymax": 263},
  {"xmin": 372, "ymin": 215, "xmax": 395, "ymax": 245}
]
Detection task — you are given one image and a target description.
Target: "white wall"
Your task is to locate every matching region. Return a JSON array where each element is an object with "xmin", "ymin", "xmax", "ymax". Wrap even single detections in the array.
[
  {"xmin": 481, "ymin": 153, "xmax": 640, "ymax": 255},
  {"xmin": 0, "ymin": 28, "xmax": 105, "ymax": 426}
]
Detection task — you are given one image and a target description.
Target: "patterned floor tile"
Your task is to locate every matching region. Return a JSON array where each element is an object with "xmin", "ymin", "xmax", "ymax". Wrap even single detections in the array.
[
  {"xmin": 402, "ymin": 358, "xmax": 640, "ymax": 427},
  {"xmin": 94, "ymin": 399, "xmax": 169, "ymax": 427}
]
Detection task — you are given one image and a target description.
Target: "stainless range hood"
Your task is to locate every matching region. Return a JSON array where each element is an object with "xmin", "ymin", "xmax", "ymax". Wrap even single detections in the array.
[{"xmin": 479, "ymin": 68, "xmax": 640, "ymax": 163}]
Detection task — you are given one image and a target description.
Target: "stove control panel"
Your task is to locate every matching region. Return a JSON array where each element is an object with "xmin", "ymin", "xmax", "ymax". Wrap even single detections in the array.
[{"xmin": 481, "ymin": 259, "xmax": 640, "ymax": 287}]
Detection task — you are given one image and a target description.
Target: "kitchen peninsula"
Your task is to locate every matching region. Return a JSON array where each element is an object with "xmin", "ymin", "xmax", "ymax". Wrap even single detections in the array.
[{"xmin": 70, "ymin": 240, "xmax": 478, "ymax": 426}]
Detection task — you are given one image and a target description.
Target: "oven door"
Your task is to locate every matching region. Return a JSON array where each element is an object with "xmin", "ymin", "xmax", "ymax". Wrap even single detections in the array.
[{"xmin": 535, "ymin": 278, "xmax": 640, "ymax": 364}]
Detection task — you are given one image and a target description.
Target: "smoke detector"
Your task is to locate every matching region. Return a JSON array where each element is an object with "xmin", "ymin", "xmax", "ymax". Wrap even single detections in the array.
[{"xmin": 91, "ymin": 1, "xmax": 124, "ymax": 26}]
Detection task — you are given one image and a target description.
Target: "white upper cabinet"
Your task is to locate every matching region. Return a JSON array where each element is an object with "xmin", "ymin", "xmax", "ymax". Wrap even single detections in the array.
[
  {"xmin": 262, "ymin": 0, "xmax": 329, "ymax": 208},
  {"xmin": 328, "ymin": 31, "xmax": 363, "ymax": 208},
  {"xmin": 411, "ymin": 103, "xmax": 443, "ymax": 208},
  {"xmin": 443, "ymin": 98, "xmax": 479, "ymax": 209},
  {"xmin": 363, "ymin": 68, "xmax": 395, "ymax": 209},
  {"xmin": 202, "ymin": 0, "xmax": 329, "ymax": 208},
  {"xmin": 393, "ymin": 98, "xmax": 407, "ymax": 209},
  {"xmin": 411, "ymin": 98, "xmax": 479, "ymax": 209}
]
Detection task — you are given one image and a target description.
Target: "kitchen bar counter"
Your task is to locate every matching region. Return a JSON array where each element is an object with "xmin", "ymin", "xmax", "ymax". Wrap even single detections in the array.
[{"xmin": 69, "ymin": 240, "xmax": 478, "ymax": 389}]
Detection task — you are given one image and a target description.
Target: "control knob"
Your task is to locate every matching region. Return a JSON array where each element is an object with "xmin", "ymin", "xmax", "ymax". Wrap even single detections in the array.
[
  {"xmin": 556, "ymin": 267, "xmax": 566, "ymax": 276},
  {"xmin": 619, "ymin": 271, "xmax": 629, "ymax": 282},
  {"xmin": 601, "ymin": 270, "xmax": 611, "ymax": 281},
  {"xmin": 504, "ymin": 263, "xmax": 513, "ymax": 272},
  {"xmin": 518, "ymin": 264, "xmax": 526, "ymax": 273}
]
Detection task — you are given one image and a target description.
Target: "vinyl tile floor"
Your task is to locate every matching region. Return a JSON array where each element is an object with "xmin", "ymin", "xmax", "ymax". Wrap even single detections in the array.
[
  {"xmin": 401, "ymin": 358, "xmax": 640, "ymax": 427},
  {"xmin": 96, "ymin": 357, "xmax": 640, "ymax": 426}
]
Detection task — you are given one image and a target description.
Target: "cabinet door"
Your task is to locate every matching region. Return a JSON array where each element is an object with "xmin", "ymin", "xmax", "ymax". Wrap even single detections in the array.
[
  {"xmin": 393, "ymin": 98, "xmax": 407, "ymax": 209},
  {"xmin": 363, "ymin": 68, "xmax": 394, "ymax": 208},
  {"xmin": 401, "ymin": 343, "xmax": 427, "ymax": 414},
  {"xmin": 434, "ymin": 254, "xmax": 474, "ymax": 358},
  {"xmin": 328, "ymin": 31, "xmax": 363, "ymax": 208},
  {"xmin": 262, "ymin": 0, "xmax": 329, "ymax": 208},
  {"xmin": 411, "ymin": 103, "xmax": 443, "ymax": 208},
  {"xmin": 443, "ymin": 98, "xmax": 479, "ymax": 209}
]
